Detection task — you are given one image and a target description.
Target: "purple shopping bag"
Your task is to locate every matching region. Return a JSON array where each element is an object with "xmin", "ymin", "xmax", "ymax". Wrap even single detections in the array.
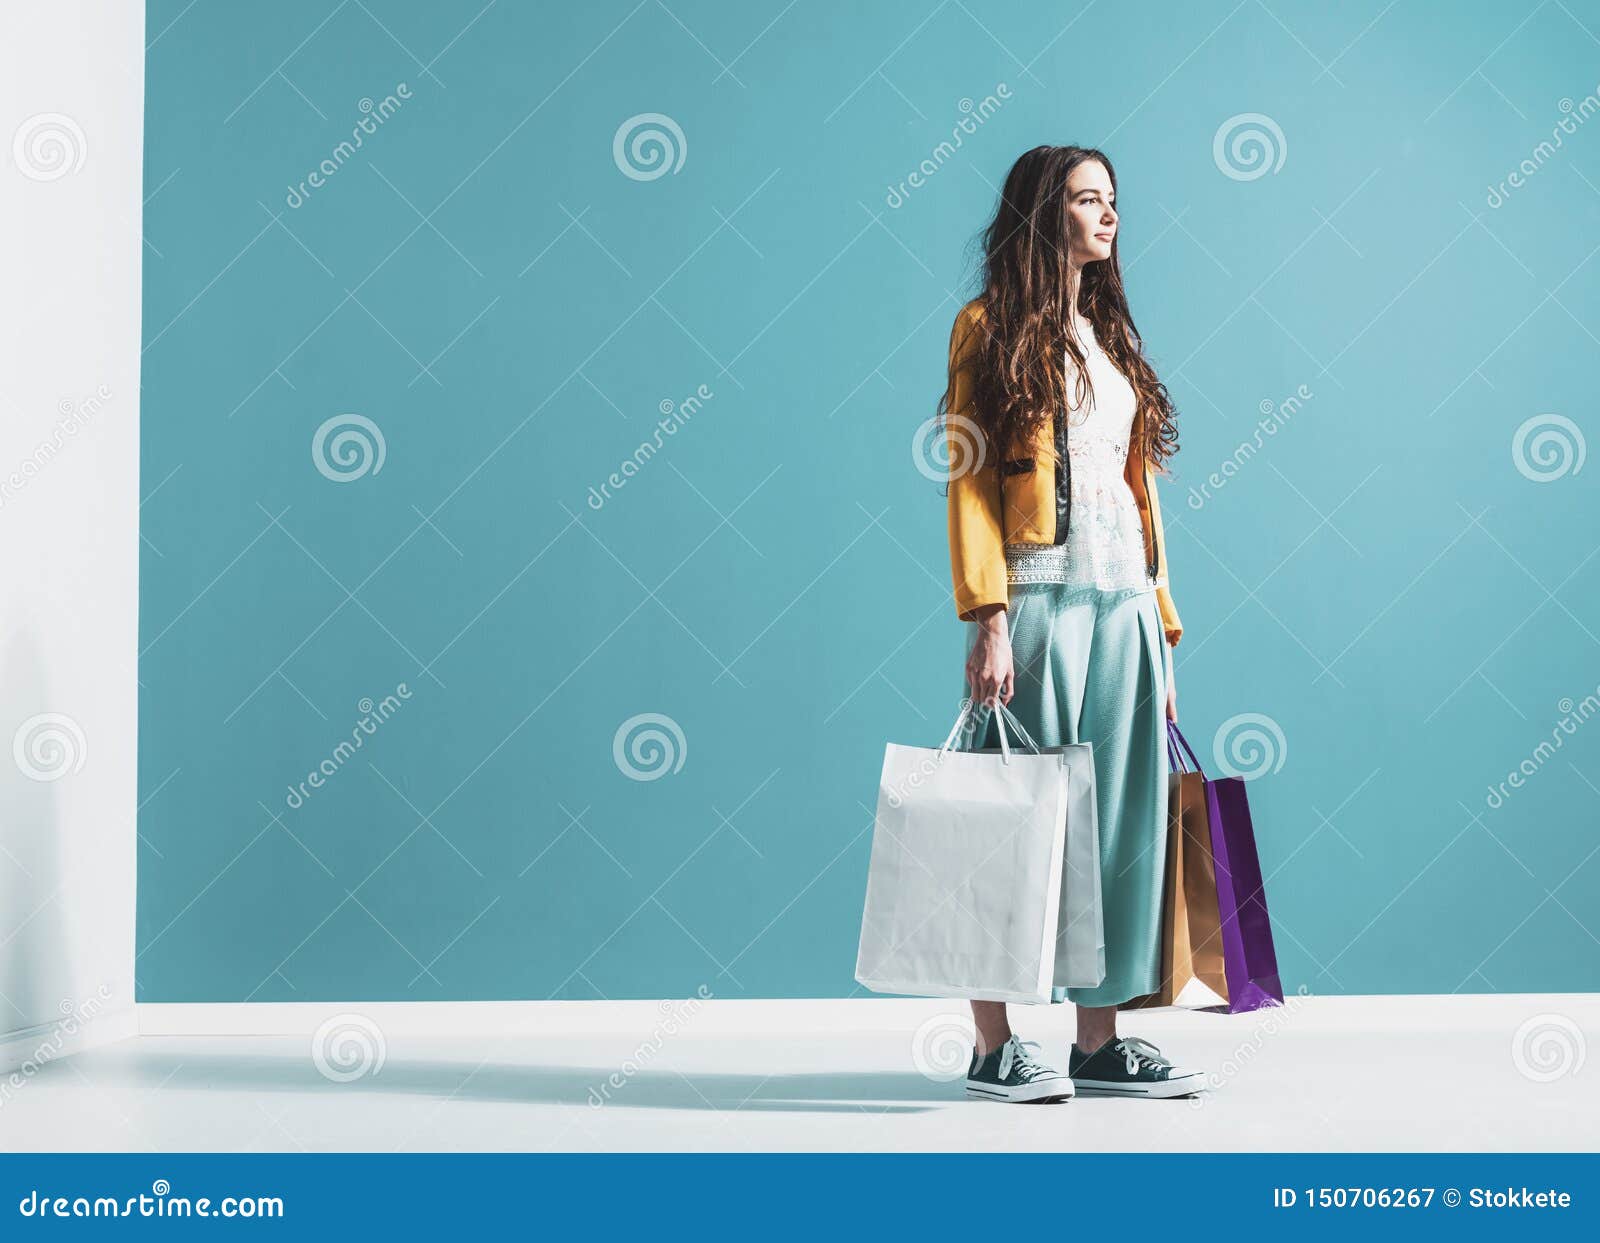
[{"xmin": 1168, "ymin": 723, "xmax": 1284, "ymax": 1013}]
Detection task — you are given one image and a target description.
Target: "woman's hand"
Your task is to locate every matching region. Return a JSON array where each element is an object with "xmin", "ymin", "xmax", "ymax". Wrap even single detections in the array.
[
  {"xmin": 966, "ymin": 605, "xmax": 1014, "ymax": 707},
  {"xmin": 1164, "ymin": 635, "xmax": 1178, "ymax": 723}
]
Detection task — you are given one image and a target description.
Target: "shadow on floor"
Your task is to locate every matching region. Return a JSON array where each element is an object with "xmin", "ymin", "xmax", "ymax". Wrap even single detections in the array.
[{"xmin": 78, "ymin": 1044, "xmax": 957, "ymax": 1114}]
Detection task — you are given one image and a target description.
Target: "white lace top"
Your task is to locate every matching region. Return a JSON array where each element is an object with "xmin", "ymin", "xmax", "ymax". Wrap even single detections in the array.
[{"xmin": 1004, "ymin": 321, "xmax": 1157, "ymax": 595}]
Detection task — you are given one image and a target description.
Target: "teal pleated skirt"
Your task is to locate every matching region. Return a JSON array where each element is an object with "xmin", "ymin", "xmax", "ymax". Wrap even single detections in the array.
[{"xmin": 961, "ymin": 585, "xmax": 1170, "ymax": 1008}]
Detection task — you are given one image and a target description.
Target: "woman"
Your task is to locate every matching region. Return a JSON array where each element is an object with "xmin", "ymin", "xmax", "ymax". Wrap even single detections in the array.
[{"xmin": 942, "ymin": 145, "xmax": 1206, "ymax": 1102}]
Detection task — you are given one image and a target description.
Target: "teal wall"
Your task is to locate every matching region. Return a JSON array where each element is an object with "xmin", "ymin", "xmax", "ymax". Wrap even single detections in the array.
[{"xmin": 140, "ymin": 1, "xmax": 1600, "ymax": 1001}]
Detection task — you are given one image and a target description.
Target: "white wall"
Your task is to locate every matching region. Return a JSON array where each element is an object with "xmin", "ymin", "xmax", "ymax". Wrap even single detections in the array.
[{"xmin": 0, "ymin": 1, "xmax": 143, "ymax": 1077}]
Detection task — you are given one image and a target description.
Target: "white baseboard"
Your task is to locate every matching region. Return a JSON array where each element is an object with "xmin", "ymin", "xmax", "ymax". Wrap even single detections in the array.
[
  {"xmin": 0, "ymin": 1008, "xmax": 138, "ymax": 1077},
  {"xmin": 133, "ymin": 991, "xmax": 1600, "ymax": 1038}
]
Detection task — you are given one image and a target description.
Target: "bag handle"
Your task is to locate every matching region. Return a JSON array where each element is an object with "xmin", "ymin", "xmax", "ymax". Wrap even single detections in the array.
[
  {"xmin": 991, "ymin": 699, "xmax": 1042, "ymax": 753},
  {"xmin": 940, "ymin": 697, "xmax": 1010, "ymax": 762},
  {"xmin": 939, "ymin": 699, "xmax": 978, "ymax": 754},
  {"xmin": 939, "ymin": 697, "xmax": 1041, "ymax": 763},
  {"xmin": 1167, "ymin": 720, "xmax": 1205, "ymax": 777}
]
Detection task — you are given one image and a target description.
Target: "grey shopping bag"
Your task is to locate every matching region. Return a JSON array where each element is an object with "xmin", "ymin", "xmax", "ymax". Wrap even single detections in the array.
[{"xmin": 855, "ymin": 698, "xmax": 1075, "ymax": 1004}]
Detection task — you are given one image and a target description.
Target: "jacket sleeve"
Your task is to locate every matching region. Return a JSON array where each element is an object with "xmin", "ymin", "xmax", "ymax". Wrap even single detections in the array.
[
  {"xmin": 945, "ymin": 305, "xmax": 1009, "ymax": 622},
  {"xmin": 1147, "ymin": 465, "xmax": 1183, "ymax": 647}
]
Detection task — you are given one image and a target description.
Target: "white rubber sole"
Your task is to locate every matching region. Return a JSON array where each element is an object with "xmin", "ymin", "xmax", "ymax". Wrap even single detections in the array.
[
  {"xmin": 1071, "ymin": 1070, "xmax": 1207, "ymax": 1099},
  {"xmin": 965, "ymin": 1077, "xmax": 1076, "ymax": 1104}
]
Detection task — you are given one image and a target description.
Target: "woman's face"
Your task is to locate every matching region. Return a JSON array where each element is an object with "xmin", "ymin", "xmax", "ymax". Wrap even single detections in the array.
[{"xmin": 1065, "ymin": 160, "xmax": 1117, "ymax": 265}]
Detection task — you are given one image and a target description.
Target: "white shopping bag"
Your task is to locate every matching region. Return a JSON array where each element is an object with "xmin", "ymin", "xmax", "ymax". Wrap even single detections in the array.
[
  {"xmin": 1054, "ymin": 739, "xmax": 1106, "ymax": 990},
  {"xmin": 855, "ymin": 698, "xmax": 1073, "ymax": 1004},
  {"xmin": 962, "ymin": 703, "xmax": 1105, "ymax": 991}
]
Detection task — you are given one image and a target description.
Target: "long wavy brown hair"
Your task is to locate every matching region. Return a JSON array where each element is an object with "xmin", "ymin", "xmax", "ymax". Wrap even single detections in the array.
[{"xmin": 943, "ymin": 145, "xmax": 1179, "ymax": 473}]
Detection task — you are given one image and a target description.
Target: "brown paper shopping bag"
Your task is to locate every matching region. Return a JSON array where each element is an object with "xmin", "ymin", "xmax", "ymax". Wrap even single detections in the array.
[{"xmin": 1120, "ymin": 768, "xmax": 1229, "ymax": 1010}]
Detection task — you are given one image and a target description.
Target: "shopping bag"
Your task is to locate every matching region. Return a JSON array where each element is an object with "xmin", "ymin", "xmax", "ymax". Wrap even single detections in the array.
[
  {"xmin": 1169, "ymin": 722, "xmax": 1284, "ymax": 1013},
  {"xmin": 1053, "ymin": 738, "xmax": 1105, "ymax": 991},
  {"xmin": 963, "ymin": 700, "xmax": 1104, "ymax": 990},
  {"xmin": 854, "ymin": 698, "xmax": 1073, "ymax": 1004},
  {"xmin": 1121, "ymin": 726, "xmax": 1229, "ymax": 1011}
]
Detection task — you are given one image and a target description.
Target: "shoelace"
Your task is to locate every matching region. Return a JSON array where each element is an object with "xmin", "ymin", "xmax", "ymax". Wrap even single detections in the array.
[
  {"xmin": 1116, "ymin": 1036, "xmax": 1173, "ymax": 1077},
  {"xmin": 997, "ymin": 1037, "xmax": 1053, "ymax": 1083}
]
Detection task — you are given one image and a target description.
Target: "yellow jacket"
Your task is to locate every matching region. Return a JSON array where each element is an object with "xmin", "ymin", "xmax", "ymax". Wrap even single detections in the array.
[{"xmin": 944, "ymin": 299, "xmax": 1183, "ymax": 645}]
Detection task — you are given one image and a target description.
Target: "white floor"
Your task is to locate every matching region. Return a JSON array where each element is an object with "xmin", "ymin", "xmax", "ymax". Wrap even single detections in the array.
[{"xmin": 1, "ymin": 994, "xmax": 1593, "ymax": 1152}]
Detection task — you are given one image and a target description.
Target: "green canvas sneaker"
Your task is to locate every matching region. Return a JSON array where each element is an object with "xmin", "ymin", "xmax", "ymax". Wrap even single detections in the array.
[
  {"xmin": 1068, "ymin": 1035, "xmax": 1207, "ymax": 1098},
  {"xmin": 965, "ymin": 1035, "xmax": 1075, "ymax": 1104}
]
